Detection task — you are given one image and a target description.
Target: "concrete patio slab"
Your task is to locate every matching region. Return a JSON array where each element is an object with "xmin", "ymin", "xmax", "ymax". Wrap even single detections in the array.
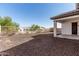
[{"xmin": 57, "ymin": 35, "xmax": 79, "ymax": 40}]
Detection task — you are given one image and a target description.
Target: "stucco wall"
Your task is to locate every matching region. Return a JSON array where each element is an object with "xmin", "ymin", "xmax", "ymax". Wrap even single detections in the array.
[
  {"xmin": 62, "ymin": 22, "xmax": 71, "ymax": 35},
  {"xmin": 61, "ymin": 18, "xmax": 79, "ymax": 35}
]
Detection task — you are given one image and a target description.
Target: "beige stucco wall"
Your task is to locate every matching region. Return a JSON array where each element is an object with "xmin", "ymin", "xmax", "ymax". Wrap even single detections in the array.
[
  {"xmin": 61, "ymin": 18, "xmax": 79, "ymax": 35},
  {"xmin": 62, "ymin": 22, "xmax": 71, "ymax": 35}
]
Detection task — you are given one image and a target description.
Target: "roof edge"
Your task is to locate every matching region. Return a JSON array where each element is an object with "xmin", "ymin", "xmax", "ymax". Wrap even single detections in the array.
[{"xmin": 50, "ymin": 9, "xmax": 79, "ymax": 19}]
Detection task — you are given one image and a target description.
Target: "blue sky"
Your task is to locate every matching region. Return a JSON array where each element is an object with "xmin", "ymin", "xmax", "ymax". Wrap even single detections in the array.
[{"xmin": 0, "ymin": 3, "xmax": 75, "ymax": 28}]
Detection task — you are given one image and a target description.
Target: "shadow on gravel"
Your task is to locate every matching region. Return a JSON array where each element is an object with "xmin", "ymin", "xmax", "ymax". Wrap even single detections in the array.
[{"xmin": 0, "ymin": 33, "xmax": 79, "ymax": 56}]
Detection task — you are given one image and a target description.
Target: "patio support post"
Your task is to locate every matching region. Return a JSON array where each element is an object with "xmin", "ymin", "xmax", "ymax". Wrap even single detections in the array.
[{"xmin": 54, "ymin": 20, "xmax": 57, "ymax": 37}]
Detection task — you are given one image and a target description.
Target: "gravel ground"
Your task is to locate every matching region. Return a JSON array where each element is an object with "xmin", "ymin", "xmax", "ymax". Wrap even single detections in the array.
[{"xmin": 0, "ymin": 33, "xmax": 79, "ymax": 56}]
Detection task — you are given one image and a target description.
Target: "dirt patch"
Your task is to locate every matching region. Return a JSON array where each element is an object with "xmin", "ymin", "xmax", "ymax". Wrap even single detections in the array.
[{"xmin": 0, "ymin": 33, "xmax": 79, "ymax": 56}]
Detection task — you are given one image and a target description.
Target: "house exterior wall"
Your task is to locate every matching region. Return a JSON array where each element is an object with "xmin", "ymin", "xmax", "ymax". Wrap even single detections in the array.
[
  {"xmin": 61, "ymin": 18, "xmax": 79, "ymax": 35},
  {"xmin": 62, "ymin": 22, "xmax": 71, "ymax": 35}
]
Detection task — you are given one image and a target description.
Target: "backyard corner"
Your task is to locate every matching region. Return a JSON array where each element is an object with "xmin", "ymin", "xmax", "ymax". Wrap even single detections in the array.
[{"xmin": 0, "ymin": 3, "xmax": 79, "ymax": 56}]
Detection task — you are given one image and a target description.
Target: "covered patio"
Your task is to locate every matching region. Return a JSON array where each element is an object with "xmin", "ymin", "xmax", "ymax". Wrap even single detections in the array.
[{"xmin": 51, "ymin": 14, "xmax": 79, "ymax": 40}]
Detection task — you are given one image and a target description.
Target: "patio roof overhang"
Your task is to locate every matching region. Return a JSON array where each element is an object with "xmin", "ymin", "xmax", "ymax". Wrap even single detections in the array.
[
  {"xmin": 50, "ymin": 9, "xmax": 79, "ymax": 22},
  {"xmin": 54, "ymin": 15, "xmax": 79, "ymax": 22}
]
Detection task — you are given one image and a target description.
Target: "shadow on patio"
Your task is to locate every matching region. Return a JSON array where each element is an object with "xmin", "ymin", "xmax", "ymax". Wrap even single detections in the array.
[{"xmin": 0, "ymin": 33, "xmax": 79, "ymax": 56}]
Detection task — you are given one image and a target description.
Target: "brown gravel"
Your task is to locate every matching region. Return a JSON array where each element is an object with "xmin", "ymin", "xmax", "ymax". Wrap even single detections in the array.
[{"xmin": 0, "ymin": 33, "xmax": 79, "ymax": 56}]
